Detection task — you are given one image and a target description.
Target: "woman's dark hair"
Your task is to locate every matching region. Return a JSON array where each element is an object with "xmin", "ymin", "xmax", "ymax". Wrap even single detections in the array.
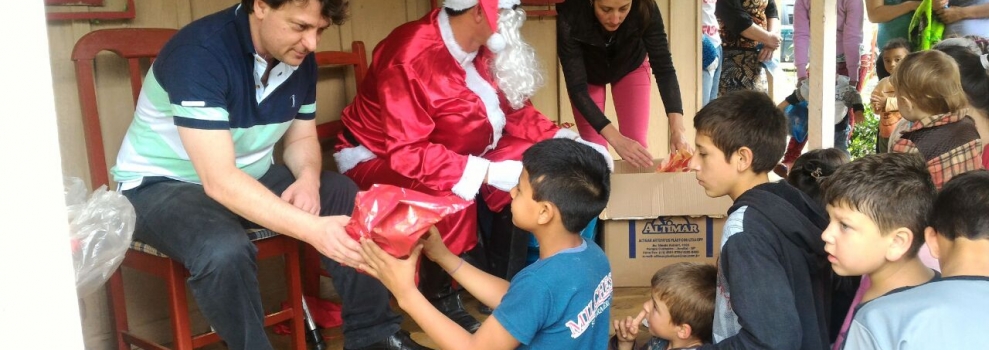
[
  {"xmin": 936, "ymin": 45, "xmax": 989, "ymax": 114},
  {"xmin": 787, "ymin": 148, "xmax": 850, "ymax": 203}
]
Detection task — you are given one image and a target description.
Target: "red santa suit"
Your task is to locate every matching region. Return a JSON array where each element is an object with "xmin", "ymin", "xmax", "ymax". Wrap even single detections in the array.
[{"xmin": 334, "ymin": 9, "xmax": 575, "ymax": 255}]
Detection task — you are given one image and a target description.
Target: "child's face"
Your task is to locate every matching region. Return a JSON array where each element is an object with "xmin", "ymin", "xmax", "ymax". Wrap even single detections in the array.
[
  {"xmin": 643, "ymin": 295, "xmax": 680, "ymax": 341},
  {"xmin": 509, "ymin": 169, "xmax": 539, "ymax": 231},
  {"xmin": 821, "ymin": 203, "xmax": 893, "ymax": 276},
  {"xmin": 689, "ymin": 134, "xmax": 738, "ymax": 199},
  {"xmin": 883, "ymin": 48, "xmax": 909, "ymax": 74}
]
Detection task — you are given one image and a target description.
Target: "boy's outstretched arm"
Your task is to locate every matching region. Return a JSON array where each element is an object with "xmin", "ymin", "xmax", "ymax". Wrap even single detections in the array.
[
  {"xmin": 700, "ymin": 233, "xmax": 803, "ymax": 349},
  {"xmin": 358, "ymin": 238, "xmax": 521, "ymax": 350},
  {"xmin": 420, "ymin": 229, "xmax": 511, "ymax": 308}
]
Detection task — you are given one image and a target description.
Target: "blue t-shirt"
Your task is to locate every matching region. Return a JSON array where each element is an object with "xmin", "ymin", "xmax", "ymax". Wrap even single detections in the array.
[
  {"xmin": 112, "ymin": 4, "xmax": 318, "ymax": 189},
  {"xmin": 493, "ymin": 240, "xmax": 613, "ymax": 349}
]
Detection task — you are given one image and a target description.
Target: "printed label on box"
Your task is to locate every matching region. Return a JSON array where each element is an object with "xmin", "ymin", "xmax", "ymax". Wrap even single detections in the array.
[{"xmin": 629, "ymin": 217, "xmax": 715, "ymax": 259}]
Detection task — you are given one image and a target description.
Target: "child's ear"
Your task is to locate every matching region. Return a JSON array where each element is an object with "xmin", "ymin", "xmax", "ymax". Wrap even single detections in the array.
[
  {"xmin": 676, "ymin": 323, "xmax": 693, "ymax": 340},
  {"xmin": 735, "ymin": 147, "xmax": 753, "ymax": 173},
  {"xmin": 924, "ymin": 226, "xmax": 941, "ymax": 260},
  {"xmin": 885, "ymin": 227, "xmax": 915, "ymax": 262},
  {"xmin": 536, "ymin": 201, "xmax": 555, "ymax": 225}
]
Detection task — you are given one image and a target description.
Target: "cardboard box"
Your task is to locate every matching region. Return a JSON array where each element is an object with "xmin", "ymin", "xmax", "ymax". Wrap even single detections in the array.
[{"xmin": 601, "ymin": 160, "xmax": 733, "ymax": 287}]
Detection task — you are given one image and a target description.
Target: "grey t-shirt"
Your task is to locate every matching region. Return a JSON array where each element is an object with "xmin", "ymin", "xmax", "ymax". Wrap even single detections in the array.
[
  {"xmin": 843, "ymin": 276, "xmax": 989, "ymax": 349},
  {"xmin": 946, "ymin": 0, "xmax": 989, "ymax": 38}
]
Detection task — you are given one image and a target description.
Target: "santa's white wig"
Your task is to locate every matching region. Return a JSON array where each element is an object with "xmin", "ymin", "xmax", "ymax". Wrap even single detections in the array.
[{"xmin": 490, "ymin": 6, "xmax": 543, "ymax": 110}]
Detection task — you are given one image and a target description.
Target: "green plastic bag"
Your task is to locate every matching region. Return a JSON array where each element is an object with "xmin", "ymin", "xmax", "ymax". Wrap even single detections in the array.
[{"xmin": 908, "ymin": 0, "xmax": 945, "ymax": 50}]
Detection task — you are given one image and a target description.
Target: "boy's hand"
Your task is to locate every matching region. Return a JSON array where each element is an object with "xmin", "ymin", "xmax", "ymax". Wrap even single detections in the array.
[
  {"xmin": 420, "ymin": 227, "xmax": 455, "ymax": 262},
  {"xmin": 358, "ymin": 238, "xmax": 422, "ymax": 299},
  {"xmin": 871, "ymin": 95, "xmax": 886, "ymax": 113},
  {"xmin": 613, "ymin": 309, "xmax": 646, "ymax": 350}
]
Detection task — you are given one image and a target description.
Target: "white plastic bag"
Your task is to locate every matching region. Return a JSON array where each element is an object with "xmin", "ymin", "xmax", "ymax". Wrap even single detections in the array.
[{"xmin": 65, "ymin": 177, "xmax": 136, "ymax": 298}]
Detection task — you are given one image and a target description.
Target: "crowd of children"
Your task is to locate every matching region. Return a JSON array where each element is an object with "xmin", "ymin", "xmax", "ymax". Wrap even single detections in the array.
[{"xmin": 350, "ymin": 30, "xmax": 989, "ymax": 350}]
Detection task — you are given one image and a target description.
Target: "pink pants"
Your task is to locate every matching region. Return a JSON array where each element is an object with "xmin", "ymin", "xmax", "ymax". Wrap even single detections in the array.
[{"xmin": 572, "ymin": 59, "xmax": 653, "ymax": 148}]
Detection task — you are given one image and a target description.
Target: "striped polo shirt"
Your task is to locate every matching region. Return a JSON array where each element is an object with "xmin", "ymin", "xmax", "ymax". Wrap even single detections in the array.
[{"xmin": 112, "ymin": 4, "xmax": 317, "ymax": 189}]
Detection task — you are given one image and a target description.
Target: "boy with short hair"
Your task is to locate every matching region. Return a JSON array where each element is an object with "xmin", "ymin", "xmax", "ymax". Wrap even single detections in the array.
[
  {"xmin": 611, "ymin": 262, "xmax": 718, "ymax": 350},
  {"xmin": 841, "ymin": 170, "xmax": 989, "ymax": 349},
  {"xmin": 819, "ymin": 152, "xmax": 939, "ymax": 349},
  {"xmin": 358, "ymin": 138, "xmax": 613, "ymax": 349},
  {"xmin": 687, "ymin": 90, "xmax": 832, "ymax": 350}
]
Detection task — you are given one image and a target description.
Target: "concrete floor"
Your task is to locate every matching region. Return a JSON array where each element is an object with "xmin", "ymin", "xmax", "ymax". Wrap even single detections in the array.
[{"xmin": 251, "ymin": 287, "xmax": 655, "ymax": 350}]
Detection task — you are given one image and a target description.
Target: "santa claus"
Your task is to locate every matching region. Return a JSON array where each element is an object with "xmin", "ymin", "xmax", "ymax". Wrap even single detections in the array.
[{"xmin": 334, "ymin": 0, "xmax": 612, "ymax": 332}]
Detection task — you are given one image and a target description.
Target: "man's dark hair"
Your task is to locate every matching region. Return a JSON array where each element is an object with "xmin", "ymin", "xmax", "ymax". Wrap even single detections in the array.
[
  {"xmin": 930, "ymin": 170, "xmax": 989, "ymax": 241},
  {"xmin": 444, "ymin": 6, "xmax": 474, "ymax": 17},
  {"xmin": 882, "ymin": 37, "xmax": 911, "ymax": 53},
  {"xmin": 242, "ymin": 0, "xmax": 349, "ymax": 25},
  {"xmin": 694, "ymin": 90, "xmax": 787, "ymax": 174},
  {"xmin": 821, "ymin": 153, "xmax": 936, "ymax": 257},
  {"xmin": 522, "ymin": 138, "xmax": 610, "ymax": 233}
]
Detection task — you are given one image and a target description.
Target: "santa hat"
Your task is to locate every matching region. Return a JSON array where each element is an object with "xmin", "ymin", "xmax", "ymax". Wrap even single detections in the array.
[{"xmin": 444, "ymin": 0, "xmax": 520, "ymax": 33}]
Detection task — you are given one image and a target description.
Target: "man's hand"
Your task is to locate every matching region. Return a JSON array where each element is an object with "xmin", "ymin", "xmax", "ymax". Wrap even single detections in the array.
[
  {"xmin": 613, "ymin": 309, "xmax": 646, "ymax": 350},
  {"xmin": 420, "ymin": 228, "xmax": 455, "ymax": 262},
  {"xmin": 358, "ymin": 238, "xmax": 422, "ymax": 299},
  {"xmin": 281, "ymin": 178, "xmax": 321, "ymax": 215},
  {"xmin": 935, "ymin": 5, "xmax": 967, "ymax": 24},
  {"xmin": 309, "ymin": 215, "xmax": 365, "ymax": 267}
]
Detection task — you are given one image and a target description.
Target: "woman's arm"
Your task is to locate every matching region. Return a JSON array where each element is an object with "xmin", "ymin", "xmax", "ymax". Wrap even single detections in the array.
[
  {"xmin": 865, "ymin": 0, "xmax": 921, "ymax": 23},
  {"xmin": 640, "ymin": 1, "xmax": 691, "ymax": 153}
]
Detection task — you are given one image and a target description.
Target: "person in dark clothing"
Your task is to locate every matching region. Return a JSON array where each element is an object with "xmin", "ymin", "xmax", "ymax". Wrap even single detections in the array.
[
  {"xmin": 715, "ymin": 0, "xmax": 781, "ymax": 95},
  {"xmin": 688, "ymin": 90, "xmax": 833, "ymax": 350},
  {"xmin": 556, "ymin": 0, "xmax": 690, "ymax": 169}
]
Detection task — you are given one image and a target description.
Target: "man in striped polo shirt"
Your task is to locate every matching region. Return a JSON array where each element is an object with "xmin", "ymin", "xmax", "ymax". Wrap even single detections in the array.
[{"xmin": 112, "ymin": 1, "xmax": 426, "ymax": 349}]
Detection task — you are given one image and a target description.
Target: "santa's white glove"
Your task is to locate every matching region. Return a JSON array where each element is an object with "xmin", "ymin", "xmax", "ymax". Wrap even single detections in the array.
[
  {"xmin": 575, "ymin": 138, "xmax": 615, "ymax": 172},
  {"xmin": 486, "ymin": 160, "xmax": 523, "ymax": 192}
]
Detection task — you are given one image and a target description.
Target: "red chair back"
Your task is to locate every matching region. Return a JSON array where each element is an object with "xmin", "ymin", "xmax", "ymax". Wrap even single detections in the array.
[{"xmin": 313, "ymin": 41, "xmax": 368, "ymax": 141}]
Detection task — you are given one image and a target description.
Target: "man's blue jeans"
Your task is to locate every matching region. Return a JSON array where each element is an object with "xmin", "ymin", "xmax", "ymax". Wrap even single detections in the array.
[{"xmin": 122, "ymin": 165, "xmax": 401, "ymax": 349}]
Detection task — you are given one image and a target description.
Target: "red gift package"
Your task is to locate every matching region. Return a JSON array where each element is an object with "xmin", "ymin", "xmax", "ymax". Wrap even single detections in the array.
[
  {"xmin": 345, "ymin": 184, "xmax": 472, "ymax": 258},
  {"xmin": 656, "ymin": 149, "xmax": 693, "ymax": 173}
]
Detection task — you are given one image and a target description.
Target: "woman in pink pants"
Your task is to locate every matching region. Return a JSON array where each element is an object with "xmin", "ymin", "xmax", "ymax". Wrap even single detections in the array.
[{"xmin": 556, "ymin": 0, "xmax": 691, "ymax": 168}]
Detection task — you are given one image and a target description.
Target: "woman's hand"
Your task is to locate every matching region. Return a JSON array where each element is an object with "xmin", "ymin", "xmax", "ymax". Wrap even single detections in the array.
[
  {"xmin": 602, "ymin": 126, "xmax": 653, "ymax": 168},
  {"xmin": 667, "ymin": 113, "xmax": 694, "ymax": 155},
  {"xmin": 935, "ymin": 4, "xmax": 968, "ymax": 24}
]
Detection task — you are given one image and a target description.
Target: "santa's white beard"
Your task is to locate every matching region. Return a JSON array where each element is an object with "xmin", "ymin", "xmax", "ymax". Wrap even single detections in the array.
[{"xmin": 489, "ymin": 8, "xmax": 543, "ymax": 110}]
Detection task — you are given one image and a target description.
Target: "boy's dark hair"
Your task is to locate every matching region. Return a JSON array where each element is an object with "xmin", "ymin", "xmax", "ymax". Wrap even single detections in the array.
[
  {"xmin": 242, "ymin": 0, "xmax": 349, "ymax": 25},
  {"xmin": 930, "ymin": 170, "xmax": 989, "ymax": 241},
  {"xmin": 882, "ymin": 38, "xmax": 911, "ymax": 53},
  {"xmin": 821, "ymin": 153, "xmax": 936, "ymax": 257},
  {"xmin": 651, "ymin": 262, "xmax": 717, "ymax": 343},
  {"xmin": 787, "ymin": 148, "xmax": 850, "ymax": 203},
  {"xmin": 694, "ymin": 90, "xmax": 787, "ymax": 174},
  {"xmin": 522, "ymin": 138, "xmax": 610, "ymax": 233},
  {"xmin": 936, "ymin": 45, "xmax": 989, "ymax": 114}
]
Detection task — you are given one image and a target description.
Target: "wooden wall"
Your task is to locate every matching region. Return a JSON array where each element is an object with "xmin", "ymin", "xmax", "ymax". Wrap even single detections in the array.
[{"xmin": 45, "ymin": 0, "xmax": 700, "ymax": 348}]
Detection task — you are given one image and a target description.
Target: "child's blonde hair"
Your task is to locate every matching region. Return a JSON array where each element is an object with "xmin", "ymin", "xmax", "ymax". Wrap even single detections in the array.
[
  {"xmin": 651, "ymin": 262, "xmax": 717, "ymax": 343},
  {"xmin": 890, "ymin": 50, "xmax": 969, "ymax": 115}
]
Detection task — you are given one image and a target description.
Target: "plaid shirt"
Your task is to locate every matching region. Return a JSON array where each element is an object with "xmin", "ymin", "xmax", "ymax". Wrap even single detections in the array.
[{"xmin": 891, "ymin": 112, "xmax": 984, "ymax": 189}]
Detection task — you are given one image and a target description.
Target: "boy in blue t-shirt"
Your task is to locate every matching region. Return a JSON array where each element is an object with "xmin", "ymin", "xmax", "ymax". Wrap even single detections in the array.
[{"xmin": 359, "ymin": 138, "xmax": 614, "ymax": 349}]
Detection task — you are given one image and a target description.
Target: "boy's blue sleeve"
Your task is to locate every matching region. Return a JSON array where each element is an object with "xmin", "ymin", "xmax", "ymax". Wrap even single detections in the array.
[
  {"xmin": 702, "ymin": 231, "xmax": 803, "ymax": 349},
  {"xmin": 842, "ymin": 320, "xmax": 881, "ymax": 350},
  {"xmin": 491, "ymin": 272, "xmax": 552, "ymax": 345}
]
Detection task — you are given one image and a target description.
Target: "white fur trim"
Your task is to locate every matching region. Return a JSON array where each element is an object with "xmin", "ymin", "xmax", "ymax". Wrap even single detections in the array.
[
  {"xmin": 553, "ymin": 128, "xmax": 579, "ymax": 140},
  {"xmin": 333, "ymin": 145, "xmax": 376, "ymax": 174},
  {"xmin": 444, "ymin": 0, "xmax": 478, "ymax": 10},
  {"xmin": 464, "ymin": 60, "xmax": 505, "ymax": 153},
  {"xmin": 486, "ymin": 160, "xmax": 522, "ymax": 192},
  {"xmin": 982, "ymin": 54, "xmax": 988, "ymax": 70},
  {"xmin": 486, "ymin": 33, "xmax": 506, "ymax": 53},
  {"xmin": 575, "ymin": 137, "xmax": 614, "ymax": 172},
  {"xmin": 498, "ymin": 0, "xmax": 520, "ymax": 9},
  {"xmin": 452, "ymin": 155, "xmax": 491, "ymax": 201}
]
